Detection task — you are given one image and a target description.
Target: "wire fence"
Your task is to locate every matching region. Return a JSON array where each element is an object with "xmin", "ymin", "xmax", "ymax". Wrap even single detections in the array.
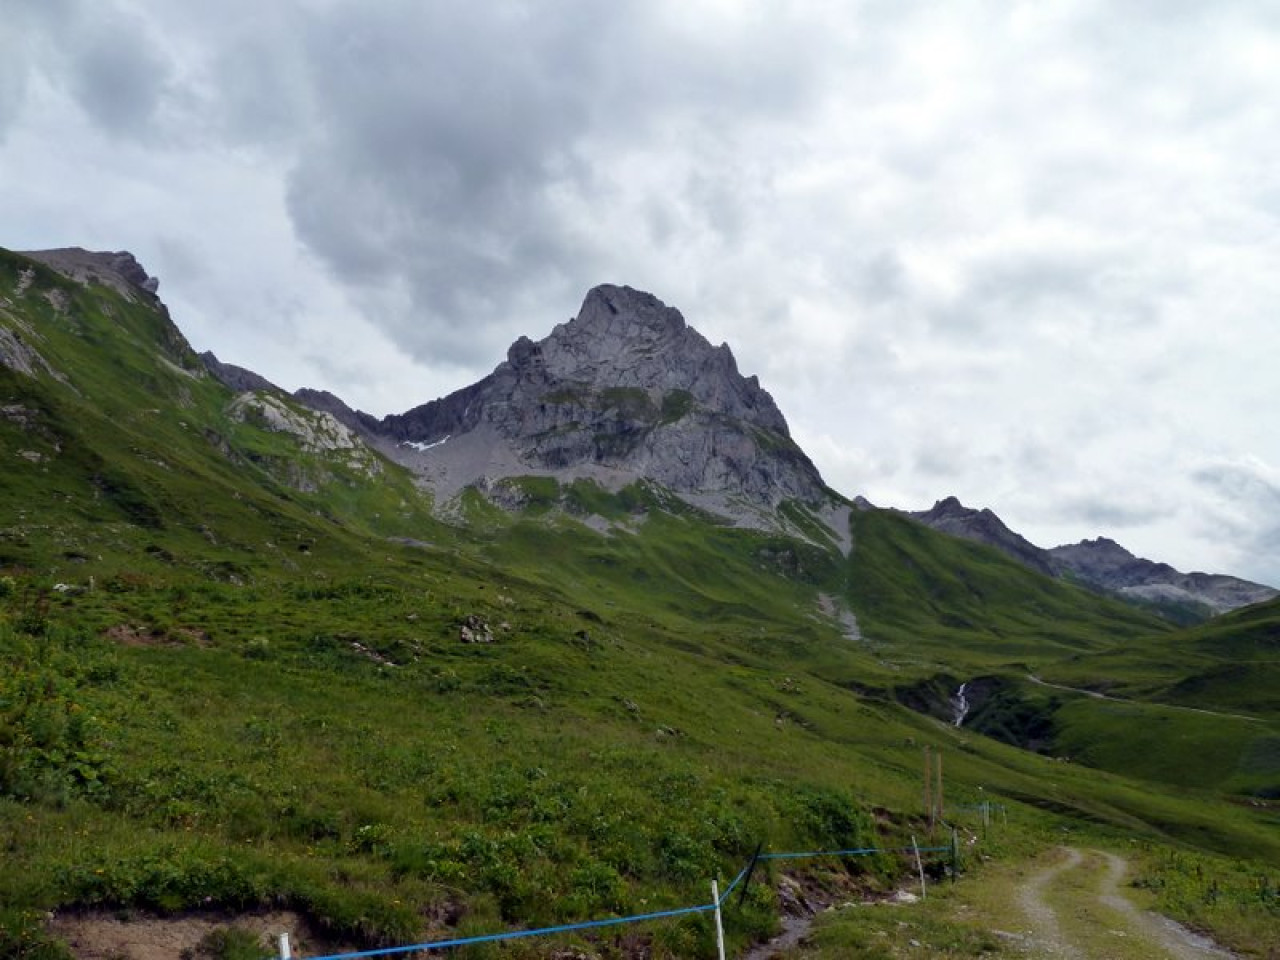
[{"xmin": 279, "ymin": 841, "xmax": 956, "ymax": 960}]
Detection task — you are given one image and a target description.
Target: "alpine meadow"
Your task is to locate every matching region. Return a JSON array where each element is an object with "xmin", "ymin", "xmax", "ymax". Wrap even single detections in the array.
[{"xmin": 1, "ymin": 247, "xmax": 1277, "ymax": 959}]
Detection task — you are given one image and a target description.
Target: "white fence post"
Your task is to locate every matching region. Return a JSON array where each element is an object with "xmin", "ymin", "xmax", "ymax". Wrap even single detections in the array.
[
  {"xmin": 712, "ymin": 879, "xmax": 726, "ymax": 960},
  {"xmin": 911, "ymin": 835, "xmax": 926, "ymax": 900}
]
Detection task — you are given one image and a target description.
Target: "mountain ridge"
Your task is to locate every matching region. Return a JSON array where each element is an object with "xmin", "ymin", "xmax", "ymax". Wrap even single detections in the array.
[
  {"xmin": 10, "ymin": 244, "xmax": 1265, "ymax": 599},
  {"xmin": 909, "ymin": 496, "xmax": 1277, "ymax": 618},
  {"xmin": 295, "ymin": 283, "xmax": 840, "ymax": 530}
]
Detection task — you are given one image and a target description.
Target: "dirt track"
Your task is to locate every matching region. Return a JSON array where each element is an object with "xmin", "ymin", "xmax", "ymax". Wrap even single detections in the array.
[{"xmin": 1016, "ymin": 846, "xmax": 1239, "ymax": 959}]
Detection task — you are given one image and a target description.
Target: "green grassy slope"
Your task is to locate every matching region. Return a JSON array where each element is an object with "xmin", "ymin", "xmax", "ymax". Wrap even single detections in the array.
[
  {"xmin": 1, "ymin": 247, "xmax": 1276, "ymax": 956},
  {"xmin": 0, "ymin": 249, "xmax": 451, "ymax": 579},
  {"xmin": 843, "ymin": 509, "xmax": 1170, "ymax": 665}
]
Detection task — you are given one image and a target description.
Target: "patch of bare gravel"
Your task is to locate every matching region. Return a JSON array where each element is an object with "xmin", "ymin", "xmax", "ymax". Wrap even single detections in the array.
[
  {"xmin": 47, "ymin": 908, "xmax": 356, "ymax": 960},
  {"xmin": 1017, "ymin": 846, "xmax": 1087, "ymax": 959}
]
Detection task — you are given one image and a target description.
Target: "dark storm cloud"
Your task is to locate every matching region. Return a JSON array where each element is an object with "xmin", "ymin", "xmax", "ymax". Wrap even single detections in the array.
[
  {"xmin": 277, "ymin": 1, "xmax": 836, "ymax": 365},
  {"xmin": 0, "ymin": 2, "xmax": 64, "ymax": 141},
  {"xmin": 70, "ymin": 29, "xmax": 170, "ymax": 135},
  {"xmin": 281, "ymin": 2, "xmax": 611, "ymax": 361},
  {"xmin": 12, "ymin": 0, "xmax": 174, "ymax": 139}
]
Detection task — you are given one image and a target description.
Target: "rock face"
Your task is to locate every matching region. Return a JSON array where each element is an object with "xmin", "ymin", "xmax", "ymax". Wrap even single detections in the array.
[
  {"xmin": 21, "ymin": 248, "xmax": 160, "ymax": 299},
  {"xmin": 911, "ymin": 497, "xmax": 1278, "ymax": 617},
  {"xmin": 201, "ymin": 352, "xmax": 281, "ymax": 394},
  {"xmin": 342, "ymin": 284, "xmax": 830, "ymax": 513},
  {"xmin": 909, "ymin": 497, "xmax": 1057, "ymax": 577},
  {"xmin": 1047, "ymin": 537, "xmax": 1278, "ymax": 615}
]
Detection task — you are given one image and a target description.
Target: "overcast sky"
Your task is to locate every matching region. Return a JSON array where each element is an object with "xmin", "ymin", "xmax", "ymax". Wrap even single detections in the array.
[{"xmin": 4, "ymin": 0, "xmax": 1279, "ymax": 585}]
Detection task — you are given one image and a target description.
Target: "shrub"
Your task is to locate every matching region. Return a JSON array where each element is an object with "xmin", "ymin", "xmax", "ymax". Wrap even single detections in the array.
[{"xmin": 185, "ymin": 927, "xmax": 265, "ymax": 960}]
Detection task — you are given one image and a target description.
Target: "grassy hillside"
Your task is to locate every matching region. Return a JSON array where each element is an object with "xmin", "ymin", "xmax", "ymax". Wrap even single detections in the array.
[{"xmin": 1, "ymin": 247, "xmax": 1276, "ymax": 957}]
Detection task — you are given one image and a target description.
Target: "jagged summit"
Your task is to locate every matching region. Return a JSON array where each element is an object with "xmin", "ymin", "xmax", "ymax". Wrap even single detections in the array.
[
  {"xmin": 21, "ymin": 247, "xmax": 160, "ymax": 299},
  {"xmin": 909, "ymin": 496, "xmax": 1057, "ymax": 577},
  {"xmin": 497, "ymin": 284, "xmax": 791, "ymax": 435},
  {"xmin": 201, "ymin": 351, "xmax": 281, "ymax": 394},
  {"xmin": 327, "ymin": 284, "xmax": 831, "ymax": 519}
]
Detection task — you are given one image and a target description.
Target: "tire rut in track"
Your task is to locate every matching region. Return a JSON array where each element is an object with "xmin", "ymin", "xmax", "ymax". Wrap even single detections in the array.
[{"xmin": 1016, "ymin": 846, "xmax": 1239, "ymax": 959}]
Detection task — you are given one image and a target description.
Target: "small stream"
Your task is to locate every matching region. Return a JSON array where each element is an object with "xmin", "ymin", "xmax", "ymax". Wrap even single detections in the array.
[
  {"xmin": 738, "ymin": 912, "xmax": 813, "ymax": 960},
  {"xmin": 952, "ymin": 681, "xmax": 970, "ymax": 727}
]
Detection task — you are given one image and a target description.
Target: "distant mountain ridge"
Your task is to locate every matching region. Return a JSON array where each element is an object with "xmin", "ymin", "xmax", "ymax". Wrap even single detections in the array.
[
  {"xmin": 909, "ymin": 496, "xmax": 1277, "ymax": 618},
  {"xmin": 1048, "ymin": 536, "xmax": 1277, "ymax": 614}
]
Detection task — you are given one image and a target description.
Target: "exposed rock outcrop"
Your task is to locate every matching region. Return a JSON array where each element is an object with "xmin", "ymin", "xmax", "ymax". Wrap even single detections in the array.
[
  {"xmin": 227, "ymin": 392, "xmax": 366, "ymax": 456},
  {"xmin": 316, "ymin": 284, "xmax": 832, "ymax": 519},
  {"xmin": 21, "ymin": 248, "xmax": 160, "ymax": 300},
  {"xmin": 0, "ymin": 324, "xmax": 57, "ymax": 380},
  {"xmin": 201, "ymin": 352, "xmax": 282, "ymax": 394}
]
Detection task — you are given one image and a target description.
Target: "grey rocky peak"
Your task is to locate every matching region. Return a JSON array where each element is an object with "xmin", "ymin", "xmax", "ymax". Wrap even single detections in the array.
[
  {"xmin": 21, "ymin": 247, "xmax": 160, "ymax": 299},
  {"xmin": 909, "ymin": 496, "xmax": 1056, "ymax": 577},
  {"xmin": 201, "ymin": 352, "xmax": 282, "ymax": 394},
  {"xmin": 1047, "ymin": 537, "xmax": 1277, "ymax": 615},
  {"xmin": 363, "ymin": 284, "xmax": 831, "ymax": 517},
  {"xmin": 911, "ymin": 499, "xmax": 1278, "ymax": 617}
]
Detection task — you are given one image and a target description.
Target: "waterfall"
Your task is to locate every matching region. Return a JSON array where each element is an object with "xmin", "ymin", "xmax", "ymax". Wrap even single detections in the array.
[{"xmin": 952, "ymin": 682, "xmax": 970, "ymax": 727}]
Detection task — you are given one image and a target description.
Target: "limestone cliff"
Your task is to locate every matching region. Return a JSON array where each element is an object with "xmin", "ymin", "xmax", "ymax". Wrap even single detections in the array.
[{"xmin": 345, "ymin": 284, "xmax": 832, "ymax": 516}]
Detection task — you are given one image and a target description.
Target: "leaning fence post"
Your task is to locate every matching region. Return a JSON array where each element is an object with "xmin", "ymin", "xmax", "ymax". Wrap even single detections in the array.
[
  {"xmin": 923, "ymin": 745, "xmax": 933, "ymax": 830},
  {"xmin": 951, "ymin": 828, "xmax": 959, "ymax": 882},
  {"xmin": 911, "ymin": 835, "xmax": 926, "ymax": 900},
  {"xmin": 277, "ymin": 932, "xmax": 292, "ymax": 959},
  {"xmin": 712, "ymin": 879, "xmax": 726, "ymax": 960}
]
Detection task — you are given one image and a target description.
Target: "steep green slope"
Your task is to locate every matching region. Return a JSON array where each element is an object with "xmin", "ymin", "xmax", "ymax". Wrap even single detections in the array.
[
  {"xmin": 1, "ymin": 247, "xmax": 1275, "ymax": 957},
  {"xmin": 843, "ymin": 509, "xmax": 1170, "ymax": 664},
  {"xmin": 0, "ymin": 248, "xmax": 450, "ymax": 581}
]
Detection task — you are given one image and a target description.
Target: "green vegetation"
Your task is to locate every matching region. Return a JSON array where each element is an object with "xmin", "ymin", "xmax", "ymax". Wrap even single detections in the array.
[
  {"xmin": 659, "ymin": 389, "xmax": 694, "ymax": 424},
  {"xmin": 1133, "ymin": 844, "xmax": 1280, "ymax": 954},
  {"xmin": 1, "ymin": 246, "xmax": 1277, "ymax": 956}
]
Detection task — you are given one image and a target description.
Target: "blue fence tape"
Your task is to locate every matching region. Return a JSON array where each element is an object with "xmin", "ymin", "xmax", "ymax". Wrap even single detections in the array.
[
  {"xmin": 288, "ymin": 843, "xmax": 947, "ymax": 960},
  {"xmin": 716, "ymin": 862, "xmax": 753, "ymax": 905},
  {"xmin": 303, "ymin": 903, "xmax": 716, "ymax": 960}
]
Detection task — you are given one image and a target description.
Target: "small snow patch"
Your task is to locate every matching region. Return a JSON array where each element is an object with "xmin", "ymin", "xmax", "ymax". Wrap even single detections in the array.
[{"xmin": 402, "ymin": 436, "xmax": 450, "ymax": 452}]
